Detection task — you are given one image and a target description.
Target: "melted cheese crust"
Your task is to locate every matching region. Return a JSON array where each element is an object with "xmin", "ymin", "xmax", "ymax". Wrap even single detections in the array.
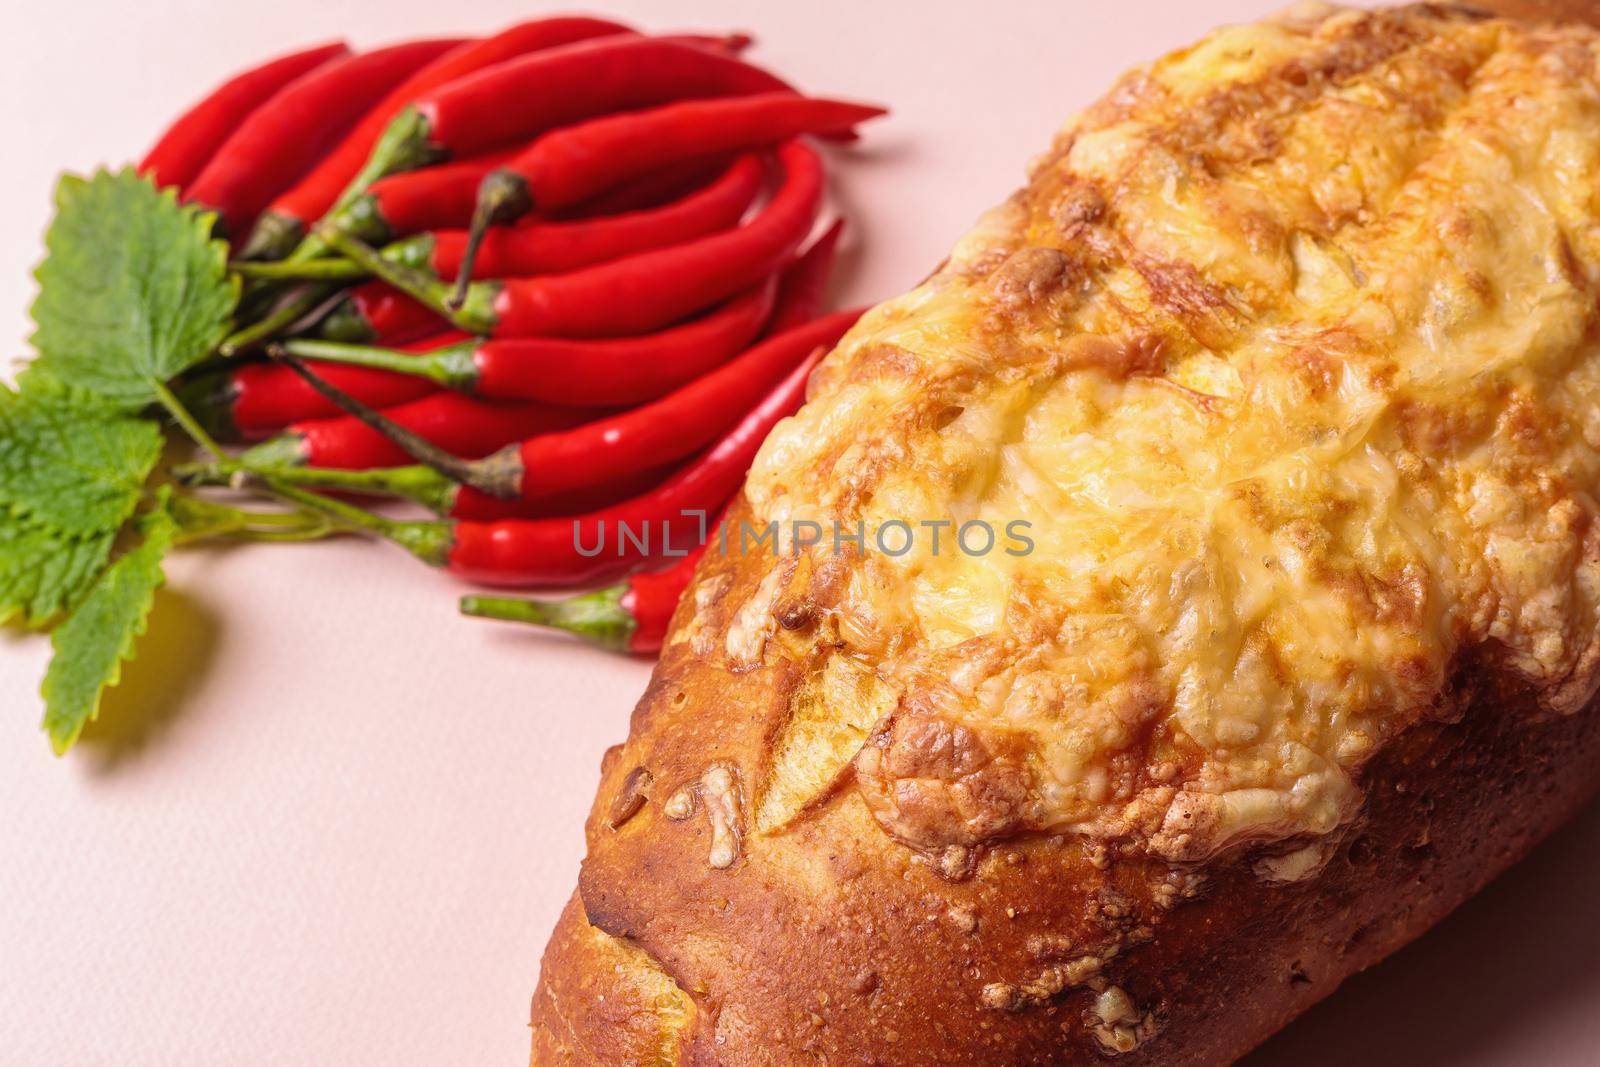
[{"xmin": 739, "ymin": 3, "xmax": 1600, "ymax": 861}]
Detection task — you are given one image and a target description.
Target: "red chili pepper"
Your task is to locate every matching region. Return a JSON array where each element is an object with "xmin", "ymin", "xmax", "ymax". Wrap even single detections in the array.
[
  {"xmin": 482, "ymin": 140, "xmax": 825, "ymax": 336},
  {"xmin": 768, "ymin": 218, "xmax": 845, "ymax": 334},
  {"xmin": 236, "ymin": 446, "xmax": 678, "ymax": 521},
  {"xmin": 431, "ymin": 344, "xmax": 828, "ymax": 587},
  {"xmin": 618, "ymin": 550, "xmax": 705, "ymax": 653},
  {"xmin": 450, "ymin": 308, "xmax": 863, "ymax": 514},
  {"xmin": 454, "ymin": 95, "xmax": 882, "ymax": 289},
  {"xmin": 251, "ymin": 153, "xmax": 753, "ymax": 277},
  {"xmin": 254, "ymin": 303, "xmax": 855, "ymax": 526},
  {"xmin": 272, "ymin": 305, "xmax": 856, "ymax": 516},
  {"xmin": 245, "ymin": 153, "xmax": 763, "ymax": 286},
  {"xmin": 238, "ymin": 17, "xmax": 633, "ymax": 259},
  {"xmin": 247, "ymin": 391, "xmax": 597, "ymax": 471},
  {"xmin": 458, "ymin": 511, "xmax": 719, "ymax": 653},
  {"xmin": 360, "ymin": 35, "xmax": 795, "ymax": 187},
  {"xmin": 246, "ymin": 219, "xmax": 844, "ymax": 429},
  {"xmin": 322, "ymin": 139, "xmax": 824, "ymax": 339},
  {"xmin": 408, "ymin": 152, "xmax": 766, "ymax": 279},
  {"xmin": 231, "ymin": 364, "xmax": 436, "ymax": 440},
  {"xmin": 216, "ymin": 331, "xmax": 469, "ymax": 437},
  {"xmin": 325, "ymin": 149, "xmax": 519, "ymax": 246},
  {"xmin": 468, "ymin": 220, "xmax": 847, "ymax": 399},
  {"xmin": 316, "ymin": 281, "xmax": 446, "ymax": 344},
  {"xmin": 281, "ymin": 274, "xmax": 778, "ymax": 405},
  {"xmin": 560, "ymin": 154, "xmax": 734, "ymax": 218},
  {"xmin": 434, "ymin": 463, "xmax": 678, "ymax": 522},
  {"xmin": 185, "ymin": 38, "xmax": 464, "ymax": 239},
  {"xmin": 140, "ymin": 41, "xmax": 350, "ymax": 194}
]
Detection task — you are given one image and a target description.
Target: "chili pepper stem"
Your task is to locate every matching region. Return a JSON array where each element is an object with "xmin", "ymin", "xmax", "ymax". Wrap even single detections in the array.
[
  {"xmin": 169, "ymin": 462, "xmax": 247, "ymax": 489},
  {"xmin": 449, "ymin": 171, "xmax": 533, "ymax": 308},
  {"xmin": 209, "ymin": 523, "xmax": 339, "ymax": 543},
  {"xmin": 375, "ymin": 233, "xmax": 437, "ymax": 272},
  {"xmin": 340, "ymin": 106, "xmax": 444, "ymax": 211},
  {"xmin": 460, "ymin": 587, "xmax": 634, "ymax": 651},
  {"xmin": 233, "ymin": 258, "xmax": 368, "ymax": 283},
  {"xmin": 235, "ymin": 212, "xmax": 304, "ymax": 262},
  {"xmin": 316, "ymin": 297, "xmax": 379, "ymax": 343},
  {"xmin": 240, "ymin": 469, "xmax": 453, "ymax": 564},
  {"xmin": 238, "ymin": 433, "xmax": 308, "ymax": 468},
  {"xmin": 314, "ymin": 223, "xmax": 497, "ymax": 333},
  {"xmin": 321, "ymin": 195, "xmax": 383, "ymax": 244},
  {"xmin": 277, "ymin": 337, "xmax": 478, "ymax": 391},
  {"xmin": 274, "ymin": 463, "xmax": 457, "ymax": 513},
  {"xmin": 275, "ymin": 107, "xmax": 443, "ymax": 267},
  {"xmin": 152, "ymin": 379, "xmax": 228, "ymax": 462},
  {"xmin": 265, "ymin": 346, "xmax": 521, "ymax": 498},
  {"xmin": 220, "ymin": 283, "xmax": 338, "ymax": 356},
  {"xmin": 233, "ymin": 277, "xmax": 290, "ymax": 327},
  {"xmin": 171, "ymin": 373, "xmax": 239, "ymax": 443},
  {"xmin": 273, "ymin": 222, "xmax": 435, "ymax": 275},
  {"xmin": 174, "ymin": 459, "xmax": 457, "ymax": 515},
  {"xmin": 167, "ymin": 492, "xmax": 335, "ymax": 543},
  {"xmin": 165, "ymin": 445, "xmax": 449, "ymax": 559}
]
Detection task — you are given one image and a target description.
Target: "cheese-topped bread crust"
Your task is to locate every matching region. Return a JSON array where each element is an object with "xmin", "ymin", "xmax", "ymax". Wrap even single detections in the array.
[
  {"xmin": 748, "ymin": 0, "xmax": 1600, "ymax": 866},
  {"xmin": 531, "ymin": 5, "xmax": 1600, "ymax": 1063}
]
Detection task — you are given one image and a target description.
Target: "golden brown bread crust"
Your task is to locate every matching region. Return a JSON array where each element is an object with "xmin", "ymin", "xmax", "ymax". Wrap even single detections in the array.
[
  {"xmin": 531, "ymin": 4, "xmax": 1600, "ymax": 1062},
  {"xmin": 533, "ymin": 596, "xmax": 1600, "ymax": 1063}
]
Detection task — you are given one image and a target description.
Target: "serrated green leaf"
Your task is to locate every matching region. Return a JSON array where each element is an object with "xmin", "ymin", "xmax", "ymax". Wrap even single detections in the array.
[
  {"xmin": 40, "ymin": 500, "xmax": 178, "ymax": 755},
  {"xmin": 0, "ymin": 381, "xmax": 162, "ymax": 534},
  {"xmin": 0, "ymin": 520, "xmax": 116, "ymax": 629},
  {"xmin": 29, "ymin": 168, "xmax": 237, "ymax": 408}
]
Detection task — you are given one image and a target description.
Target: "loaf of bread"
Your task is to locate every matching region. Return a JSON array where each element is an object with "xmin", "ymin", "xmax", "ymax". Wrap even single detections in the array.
[{"xmin": 530, "ymin": 4, "xmax": 1600, "ymax": 1062}]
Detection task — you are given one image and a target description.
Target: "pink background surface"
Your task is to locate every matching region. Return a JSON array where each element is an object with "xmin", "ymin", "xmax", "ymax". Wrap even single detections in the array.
[{"xmin": 4, "ymin": 1, "xmax": 1600, "ymax": 1063}]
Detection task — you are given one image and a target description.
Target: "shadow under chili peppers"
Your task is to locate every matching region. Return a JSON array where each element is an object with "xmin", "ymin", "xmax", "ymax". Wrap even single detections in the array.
[
  {"xmin": 76, "ymin": 587, "xmax": 222, "ymax": 773},
  {"xmin": 812, "ymin": 132, "xmax": 910, "ymax": 292}
]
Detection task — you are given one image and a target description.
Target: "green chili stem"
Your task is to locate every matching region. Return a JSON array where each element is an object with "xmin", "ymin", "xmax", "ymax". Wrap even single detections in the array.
[
  {"xmin": 219, "ymin": 283, "xmax": 338, "ymax": 356},
  {"xmin": 173, "ymin": 459, "xmax": 457, "ymax": 515},
  {"xmin": 153, "ymin": 379, "xmax": 227, "ymax": 461},
  {"xmin": 447, "ymin": 171, "xmax": 532, "ymax": 309},
  {"xmin": 246, "ymin": 473, "xmax": 454, "ymax": 565},
  {"xmin": 233, "ymin": 258, "xmax": 368, "ymax": 283},
  {"xmin": 167, "ymin": 493, "xmax": 334, "ymax": 544},
  {"xmin": 278, "ymin": 337, "xmax": 478, "ymax": 390},
  {"xmin": 460, "ymin": 587, "xmax": 635, "ymax": 651},
  {"xmin": 266, "ymin": 348, "xmax": 518, "ymax": 498},
  {"xmin": 314, "ymin": 224, "xmax": 497, "ymax": 334}
]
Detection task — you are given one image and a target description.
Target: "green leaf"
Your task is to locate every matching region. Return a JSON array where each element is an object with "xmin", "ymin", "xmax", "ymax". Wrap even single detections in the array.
[
  {"xmin": 40, "ymin": 499, "xmax": 178, "ymax": 755},
  {"xmin": 0, "ymin": 520, "xmax": 116, "ymax": 629},
  {"xmin": 28, "ymin": 168, "xmax": 237, "ymax": 408},
  {"xmin": 0, "ymin": 381, "xmax": 163, "ymax": 534}
]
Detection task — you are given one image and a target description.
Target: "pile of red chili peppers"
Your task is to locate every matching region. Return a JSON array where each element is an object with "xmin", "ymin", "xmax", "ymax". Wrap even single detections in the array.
[{"xmin": 151, "ymin": 15, "xmax": 882, "ymax": 654}]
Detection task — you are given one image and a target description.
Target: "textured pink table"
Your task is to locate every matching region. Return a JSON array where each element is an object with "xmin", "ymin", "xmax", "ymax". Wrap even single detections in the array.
[{"xmin": 4, "ymin": 2, "xmax": 1599, "ymax": 1063}]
